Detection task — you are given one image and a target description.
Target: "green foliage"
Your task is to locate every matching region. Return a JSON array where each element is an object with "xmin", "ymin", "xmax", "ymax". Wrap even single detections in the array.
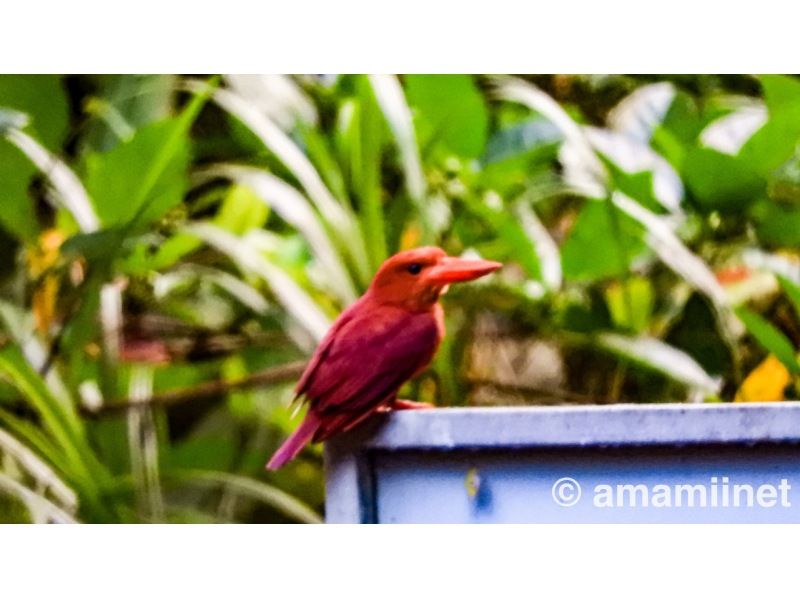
[
  {"xmin": 561, "ymin": 200, "xmax": 645, "ymax": 282},
  {"xmin": 84, "ymin": 119, "xmax": 191, "ymax": 228},
  {"xmin": 406, "ymin": 74, "xmax": 488, "ymax": 159},
  {"xmin": 0, "ymin": 75, "xmax": 68, "ymax": 241},
  {"xmin": 1, "ymin": 73, "xmax": 800, "ymax": 522},
  {"xmin": 684, "ymin": 148, "xmax": 764, "ymax": 213},
  {"xmin": 735, "ymin": 308, "xmax": 800, "ymax": 375}
]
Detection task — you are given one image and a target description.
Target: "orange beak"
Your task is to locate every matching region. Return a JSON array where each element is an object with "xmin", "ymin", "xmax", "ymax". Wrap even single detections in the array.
[{"xmin": 427, "ymin": 256, "xmax": 502, "ymax": 284}]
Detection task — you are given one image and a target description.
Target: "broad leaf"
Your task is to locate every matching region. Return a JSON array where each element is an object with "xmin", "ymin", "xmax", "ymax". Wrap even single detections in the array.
[
  {"xmin": 84, "ymin": 118, "xmax": 190, "ymax": 228},
  {"xmin": 406, "ymin": 74, "xmax": 488, "ymax": 159},
  {"xmin": 683, "ymin": 147, "xmax": 764, "ymax": 213},
  {"xmin": 0, "ymin": 75, "xmax": 69, "ymax": 241},
  {"xmin": 740, "ymin": 75, "xmax": 800, "ymax": 176},
  {"xmin": 561, "ymin": 199, "xmax": 646, "ymax": 282}
]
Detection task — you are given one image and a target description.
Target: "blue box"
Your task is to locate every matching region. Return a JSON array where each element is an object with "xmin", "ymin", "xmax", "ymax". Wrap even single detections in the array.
[{"xmin": 325, "ymin": 403, "xmax": 800, "ymax": 523}]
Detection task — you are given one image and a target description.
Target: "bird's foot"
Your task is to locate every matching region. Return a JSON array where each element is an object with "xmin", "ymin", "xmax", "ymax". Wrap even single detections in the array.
[{"xmin": 392, "ymin": 399, "xmax": 434, "ymax": 410}]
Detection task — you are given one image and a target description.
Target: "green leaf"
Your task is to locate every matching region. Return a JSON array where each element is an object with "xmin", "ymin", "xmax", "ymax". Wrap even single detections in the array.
[
  {"xmin": 739, "ymin": 75, "xmax": 800, "ymax": 176},
  {"xmin": 215, "ymin": 184, "xmax": 269, "ymax": 234},
  {"xmin": 406, "ymin": 74, "xmax": 488, "ymax": 159},
  {"xmin": 561, "ymin": 200, "xmax": 646, "ymax": 282},
  {"xmin": 167, "ymin": 469, "xmax": 322, "ymax": 523},
  {"xmin": 596, "ymin": 333, "xmax": 721, "ymax": 394},
  {"xmin": 604, "ymin": 277, "xmax": 654, "ymax": 334},
  {"xmin": 683, "ymin": 147, "xmax": 764, "ymax": 213},
  {"xmin": 0, "ymin": 75, "xmax": 69, "ymax": 241},
  {"xmin": 352, "ymin": 78, "xmax": 388, "ymax": 270},
  {"xmin": 461, "ymin": 196, "xmax": 544, "ymax": 282},
  {"xmin": 735, "ymin": 307, "xmax": 800, "ymax": 375},
  {"xmin": 368, "ymin": 75, "xmax": 427, "ymax": 212},
  {"xmin": 750, "ymin": 198, "xmax": 800, "ymax": 247},
  {"xmin": 601, "ymin": 156, "xmax": 664, "ymax": 213},
  {"xmin": 0, "ymin": 346, "xmax": 116, "ymax": 522},
  {"xmin": 84, "ymin": 118, "xmax": 190, "ymax": 228}
]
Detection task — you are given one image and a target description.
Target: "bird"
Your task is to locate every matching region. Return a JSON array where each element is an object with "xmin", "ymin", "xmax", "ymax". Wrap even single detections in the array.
[{"xmin": 266, "ymin": 246, "xmax": 502, "ymax": 470}]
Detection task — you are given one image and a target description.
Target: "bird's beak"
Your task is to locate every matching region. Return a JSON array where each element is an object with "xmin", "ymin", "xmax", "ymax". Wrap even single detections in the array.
[{"xmin": 427, "ymin": 257, "xmax": 502, "ymax": 284}]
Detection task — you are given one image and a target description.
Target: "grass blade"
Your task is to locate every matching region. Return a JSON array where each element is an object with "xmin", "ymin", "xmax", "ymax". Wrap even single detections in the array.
[
  {"xmin": 127, "ymin": 364, "xmax": 164, "ymax": 521},
  {"xmin": 597, "ymin": 333, "xmax": 722, "ymax": 395},
  {"xmin": 184, "ymin": 222, "xmax": 331, "ymax": 343},
  {"xmin": 612, "ymin": 192, "xmax": 728, "ymax": 307},
  {"xmin": 0, "ymin": 473, "xmax": 79, "ymax": 523},
  {"xmin": 201, "ymin": 165, "xmax": 357, "ymax": 304},
  {"xmin": 4, "ymin": 128, "xmax": 99, "ymax": 232},
  {"xmin": 513, "ymin": 202, "xmax": 562, "ymax": 291},
  {"xmin": 0, "ymin": 427, "xmax": 77, "ymax": 512},
  {"xmin": 187, "ymin": 80, "xmax": 370, "ymax": 283},
  {"xmin": 169, "ymin": 469, "xmax": 322, "ymax": 523},
  {"xmin": 368, "ymin": 75, "xmax": 428, "ymax": 218}
]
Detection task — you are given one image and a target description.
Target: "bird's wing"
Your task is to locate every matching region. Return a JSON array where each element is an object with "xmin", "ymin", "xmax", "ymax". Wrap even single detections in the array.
[
  {"xmin": 301, "ymin": 305, "xmax": 440, "ymax": 440},
  {"xmin": 294, "ymin": 299, "xmax": 361, "ymax": 397}
]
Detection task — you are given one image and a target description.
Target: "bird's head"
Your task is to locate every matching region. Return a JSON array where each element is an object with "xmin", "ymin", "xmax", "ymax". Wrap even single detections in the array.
[{"xmin": 367, "ymin": 246, "xmax": 502, "ymax": 311}]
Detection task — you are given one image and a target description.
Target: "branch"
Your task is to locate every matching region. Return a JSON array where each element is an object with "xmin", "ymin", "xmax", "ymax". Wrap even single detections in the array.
[{"xmin": 82, "ymin": 360, "xmax": 307, "ymax": 418}]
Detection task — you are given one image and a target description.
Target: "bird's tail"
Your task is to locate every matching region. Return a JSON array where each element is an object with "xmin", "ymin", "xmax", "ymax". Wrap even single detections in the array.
[{"xmin": 266, "ymin": 411, "xmax": 321, "ymax": 470}]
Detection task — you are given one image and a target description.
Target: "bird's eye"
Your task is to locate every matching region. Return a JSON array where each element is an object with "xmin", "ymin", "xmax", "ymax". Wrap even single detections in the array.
[{"xmin": 407, "ymin": 263, "xmax": 423, "ymax": 275}]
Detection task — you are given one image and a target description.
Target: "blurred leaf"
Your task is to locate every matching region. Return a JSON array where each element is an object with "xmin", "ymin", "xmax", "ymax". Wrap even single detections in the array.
[
  {"xmin": 462, "ymin": 195, "xmax": 545, "ymax": 283},
  {"xmin": 495, "ymin": 77, "xmax": 606, "ymax": 197},
  {"xmin": 215, "ymin": 183, "xmax": 269, "ymax": 234},
  {"xmin": 0, "ymin": 75, "xmax": 69, "ymax": 241},
  {"xmin": 700, "ymin": 106, "xmax": 767, "ymax": 156},
  {"xmin": 207, "ymin": 165, "xmax": 357, "ymax": 303},
  {"xmin": 611, "ymin": 192, "xmax": 728, "ymax": 307},
  {"xmin": 604, "ymin": 277, "xmax": 654, "ymax": 334},
  {"xmin": 0, "ymin": 472, "xmax": 78, "ymax": 523},
  {"xmin": 369, "ymin": 75, "xmax": 426, "ymax": 207},
  {"xmin": 596, "ymin": 333, "xmax": 721, "ymax": 394},
  {"xmin": 750, "ymin": 198, "xmax": 800, "ymax": 247},
  {"xmin": 169, "ymin": 469, "xmax": 322, "ymax": 523},
  {"xmin": 590, "ymin": 129, "xmax": 683, "ymax": 213},
  {"xmin": 561, "ymin": 199, "xmax": 645, "ymax": 282},
  {"xmin": 406, "ymin": 74, "xmax": 488, "ymax": 159},
  {"xmin": 483, "ymin": 118, "xmax": 561, "ymax": 166},
  {"xmin": 735, "ymin": 355, "xmax": 790, "ymax": 402},
  {"xmin": 607, "ymin": 82, "xmax": 676, "ymax": 142},
  {"xmin": 351, "ymin": 78, "xmax": 388, "ymax": 269},
  {"xmin": 184, "ymin": 222, "xmax": 332, "ymax": 343},
  {"xmin": 0, "ymin": 107, "xmax": 28, "ymax": 133},
  {"xmin": 84, "ymin": 118, "xmax": 190, "ymax": 228},
  {"xmin": 5, "ymin": 128, "xmax": 99, "ymax": 232},
  {"xmin": 514, "ymin": 202, "xmax": 562, "ymax": 291},
  {"xmin": 602, "ymin": 157, "xmax": 663, "ymax": 213},
  {"xmin": 0, "ymin": 426, "xmax": 77, "ymax": 511},
  {"xmin": 83, "ymin": 75, "xmax": 176, "ymax": 152},
  {"xmin": 735, "ymin": 307, "xmax": 800, "ymax": 375},
  {"xmin": 740, "ymin": 75, "xmax": 800, "ymax": 176},
  {"xmin": 684, "ymin": 147, "xmax": 764, "ymax": 213},
  {"xmin": 199, "ymin": 81, "xmax": 371, "ymax": 285}
]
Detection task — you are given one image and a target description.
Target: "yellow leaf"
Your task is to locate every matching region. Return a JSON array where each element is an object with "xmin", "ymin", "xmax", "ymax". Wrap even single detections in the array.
[
  {"xmin": 27, "ymin": 229, "xmax": 66, "ymax": 334},
  {"xmin": 399, "ymin": 223, "xmax": 422, "ymax": 250},
  {"xmin": 734, "ymin": 355, "xmax": 791, "ymax": 403}
]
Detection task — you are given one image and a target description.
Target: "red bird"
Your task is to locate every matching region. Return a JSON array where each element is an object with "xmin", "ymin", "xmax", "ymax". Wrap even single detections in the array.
[{"xmin": 266, "ymin": 246, "xmax": 502, "ymax": 470}]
